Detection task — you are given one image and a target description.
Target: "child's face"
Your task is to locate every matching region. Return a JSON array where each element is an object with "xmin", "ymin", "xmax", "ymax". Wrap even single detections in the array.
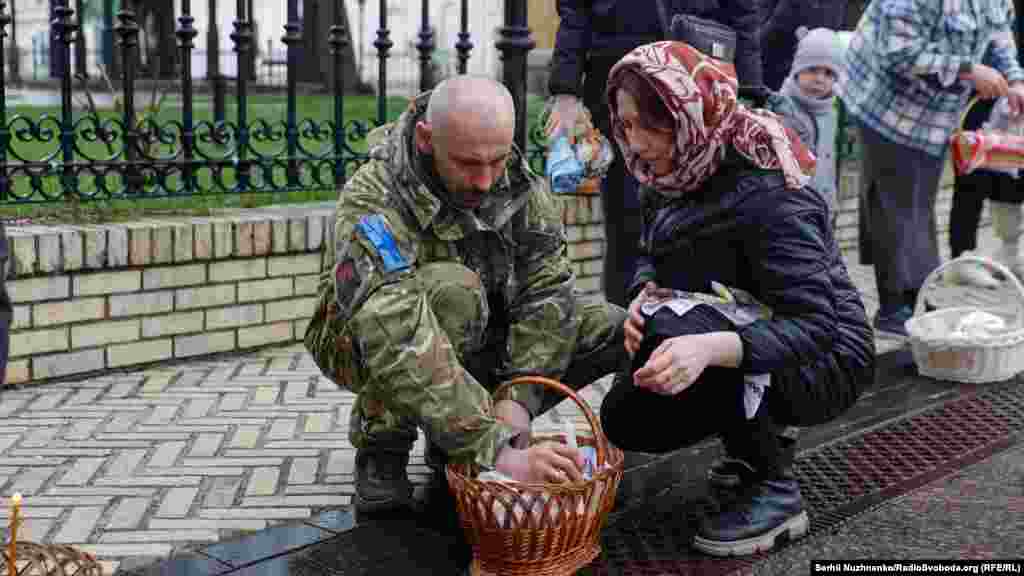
[{"xmin": 796, "ymin": 66, "xmax": 836, "ymax": 99}]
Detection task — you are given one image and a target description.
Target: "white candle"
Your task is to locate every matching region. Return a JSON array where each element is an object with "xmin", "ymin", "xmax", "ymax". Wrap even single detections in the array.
[{"xmin": 8, "ymin": 493, "xmax": 22, "ymax": 576}]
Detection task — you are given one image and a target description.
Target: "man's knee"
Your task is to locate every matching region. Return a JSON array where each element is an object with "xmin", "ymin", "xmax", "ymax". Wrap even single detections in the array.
[
  {"xmin": 576, "ymin": 297, "xmax": 626, "ymax": 355},
  {"xmin": 417, "ymin": 262, "xmax": 490, "ymax": 355}
]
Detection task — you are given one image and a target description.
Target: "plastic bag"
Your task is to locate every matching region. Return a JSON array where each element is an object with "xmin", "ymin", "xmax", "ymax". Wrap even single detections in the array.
[
  {"xmin": 540, "ymin": 98, "xmax": 615, "ymax": 193},
  {"xmin": 952, "ymin": 97, "xmax": 1024, "ymax": 177}
]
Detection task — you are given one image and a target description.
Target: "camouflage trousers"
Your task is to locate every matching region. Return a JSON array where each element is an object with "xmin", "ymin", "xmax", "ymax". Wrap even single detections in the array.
[{"xmin": 349, "ymin": 261, "xmax": 627, "ymax": 453}]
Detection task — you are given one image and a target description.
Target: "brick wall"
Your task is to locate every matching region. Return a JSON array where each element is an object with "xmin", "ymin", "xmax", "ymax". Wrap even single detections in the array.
[
  {"xmin": 5, "ymin": 206, "xmax": 336, "ymax": 385},
  {"xmin": 4, "ymin": 167, "xmax": 966, "ymax": 386}
]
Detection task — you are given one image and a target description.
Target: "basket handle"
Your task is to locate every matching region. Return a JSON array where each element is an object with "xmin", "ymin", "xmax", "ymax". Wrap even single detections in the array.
[
  {"xmin": 914, "ymin": 254, "xmax": 1024, "ymax": 323},
  {"xmin": 957, "ymin": 95, "xmax": 981, "ymax": 133},
  {"xmin": 493, "ymin": 375, "xmax": 609, "ymax": 469}
]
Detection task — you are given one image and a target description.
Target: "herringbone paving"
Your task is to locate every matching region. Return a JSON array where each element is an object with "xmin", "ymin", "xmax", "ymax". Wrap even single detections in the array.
[{"xmin": 0, "ymin": 225, "xmax": 1014, "ymax": 573}]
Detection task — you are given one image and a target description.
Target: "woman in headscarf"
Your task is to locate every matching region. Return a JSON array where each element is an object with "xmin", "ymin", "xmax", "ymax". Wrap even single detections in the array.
[{"xmin": 598, "ymin": 41, "xmax": 875, "ymax": 556}]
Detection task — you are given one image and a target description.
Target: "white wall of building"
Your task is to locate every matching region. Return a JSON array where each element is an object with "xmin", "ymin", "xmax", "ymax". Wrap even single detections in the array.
[{"xmin": 8, "ymin": 1, "xmax": 506, "ymax": 95}]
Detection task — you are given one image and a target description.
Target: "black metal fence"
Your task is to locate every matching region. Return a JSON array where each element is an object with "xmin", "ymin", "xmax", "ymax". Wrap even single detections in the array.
[{"xmin": 0, "ymin": 0, "xmax": 542, "ymax": 204}]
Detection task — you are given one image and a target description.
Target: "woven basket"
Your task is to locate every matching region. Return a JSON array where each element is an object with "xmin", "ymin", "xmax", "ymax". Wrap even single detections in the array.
[
  {"xmin": 4, "ymin": 541, "xmax": 102, "ymax": 576},
  {"xmin": 446, "ymin": 376, "xmax": 624, "ymax": 576},
  {"xmin": 905, "ymin": 255, "xmax": 1024, "ymax": 383}
]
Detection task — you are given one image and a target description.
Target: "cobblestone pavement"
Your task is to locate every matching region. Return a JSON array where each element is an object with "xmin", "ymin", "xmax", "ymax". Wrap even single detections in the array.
[{"xmin": 0, "ymin": 227, "xmax": 1013, "ymax": 573}]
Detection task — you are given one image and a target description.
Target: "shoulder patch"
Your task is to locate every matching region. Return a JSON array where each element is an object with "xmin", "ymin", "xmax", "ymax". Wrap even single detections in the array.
[
  {"xmin": 356, "ymin": 214, "xmax": 410, "ymax": 273},
  {"xmin": 334, "ymin": 257, "xmax": 361, "ymax": 313}
]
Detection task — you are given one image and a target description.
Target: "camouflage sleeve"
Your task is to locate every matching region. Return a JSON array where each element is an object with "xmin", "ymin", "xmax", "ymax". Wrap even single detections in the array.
[{"xmin": 496, "ymin": 178, "xmax": 580, "ymax": 416}]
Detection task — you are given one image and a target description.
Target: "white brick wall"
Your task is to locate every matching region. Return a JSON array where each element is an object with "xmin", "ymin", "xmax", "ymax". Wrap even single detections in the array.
[{"xmin": 4, "ymin": 207, "xmax": 330, "ymax": 385}]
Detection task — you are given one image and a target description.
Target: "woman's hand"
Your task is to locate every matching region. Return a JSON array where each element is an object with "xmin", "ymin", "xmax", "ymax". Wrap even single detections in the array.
[
  {"xmin": 633, "ymin": 334, "xmax": 713, "ymax": 395},
  {"xmin": 624, "ymin": 281, "xmax": 673, "ymax": 357},
  {"xmin": 969, "ymin": 64, "xmax": 1009, "ymax": 101}
]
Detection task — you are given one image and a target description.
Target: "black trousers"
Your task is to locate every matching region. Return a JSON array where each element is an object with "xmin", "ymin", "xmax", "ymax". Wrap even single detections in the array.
[
  {"xmin": 858, "ymin": 121, "xmax": 944, "ymax": 314},
  {"xmin": 950, "ymin": 171, "xmax": 1024, "ymax": 258},
  {"xmin": 599, "ymin": 305, "xmax": 792, "ymax": 476}
]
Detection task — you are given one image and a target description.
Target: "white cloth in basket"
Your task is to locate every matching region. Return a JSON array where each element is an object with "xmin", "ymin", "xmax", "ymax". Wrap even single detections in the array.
[
  {"xmin": 914, "ymin": 309, "xmax": 1008, "ymax": 343},
  {"xmin": 639, "ymin": 282, "xmax": 773, "ymax": 419},
  {"xmin": 950, "ymin": 310, "xmax": 1008, "ymax": 341}
]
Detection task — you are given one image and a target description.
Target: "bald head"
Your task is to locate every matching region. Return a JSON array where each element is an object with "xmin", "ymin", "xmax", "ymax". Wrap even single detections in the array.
[
  {"xmin": 426, "ymin": 76, "xmax": 516, "ymax": 137},
  {"xmin": 415, "ymin": 76, "xmax": 517, "ymax": 211}
]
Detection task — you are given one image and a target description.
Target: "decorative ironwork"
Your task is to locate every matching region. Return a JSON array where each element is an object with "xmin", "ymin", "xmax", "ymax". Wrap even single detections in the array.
[
  {"xmin": 455, "ymin": 0, "xmax": 472, "ymax": 75},
  {"xmin": 373, "ymin": 0, "xmax": 392, "ymax": 126},
  {"xmin": 329, "ymin": 2, "xmax": 351, "ymax": 187},
  {"xmin": 497, "ymin": 0, "xmax": 535, "ymax": 152},
  {"xmin": 416, "ymin": 0, "xmax": 434, "ymax": 92},
  {"xmin": 0, "ymin": 0, "xmax": 547, "ymax": 205},
  {"xmin": 0, "ymin": 0, "xmax": 10, "ymax": 201}
]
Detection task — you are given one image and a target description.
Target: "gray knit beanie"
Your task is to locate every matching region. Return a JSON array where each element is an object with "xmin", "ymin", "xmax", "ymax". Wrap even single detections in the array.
[{"xmin": 790, "ymin": 26, "xmax": 843, "ymax": 78}]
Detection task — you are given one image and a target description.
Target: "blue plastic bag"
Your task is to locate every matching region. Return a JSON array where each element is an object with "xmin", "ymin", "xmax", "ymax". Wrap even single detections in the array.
[{"xmin": 545, "ymin": 135, "xmax": 585, "ymax": 194}]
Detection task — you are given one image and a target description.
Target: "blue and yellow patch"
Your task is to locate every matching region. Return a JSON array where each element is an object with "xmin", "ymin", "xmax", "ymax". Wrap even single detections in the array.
[{"xmin": 356, "ymin": 214, "xmax": 410, "ymax": 273}]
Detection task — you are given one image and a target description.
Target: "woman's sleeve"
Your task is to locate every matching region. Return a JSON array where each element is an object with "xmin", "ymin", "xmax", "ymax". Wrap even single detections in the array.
[
  {"xmin": 735, "ymin": 206, "xmax": 839, "ymax": 373},
  {"xmin": 548, "ymin": 0, "xmax": 591, "ymax": 98}
]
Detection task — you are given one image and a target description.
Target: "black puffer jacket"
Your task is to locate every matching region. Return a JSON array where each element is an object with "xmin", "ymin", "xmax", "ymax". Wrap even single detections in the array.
[
  {"xmin": 549, "ymin": 0, "xmax": 762, "ymax": 135},
  {"xmin": 631, "ymin": 155, "xmax": 875, "ymax": 426},
  {"xmin": 759, "ymin": 0, "xmax": 849, "ymax": 90}
]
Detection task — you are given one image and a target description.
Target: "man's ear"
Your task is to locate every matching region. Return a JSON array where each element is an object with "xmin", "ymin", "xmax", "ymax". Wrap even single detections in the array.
[{"xmin": 415, "ymin": 120, "xmax": 434, "ymax": 155}]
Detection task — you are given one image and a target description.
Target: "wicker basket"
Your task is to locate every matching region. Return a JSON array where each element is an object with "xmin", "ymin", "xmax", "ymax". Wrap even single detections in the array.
[
  {"xmin": 446, "ymin": 376, "xmax": 624, "ymax": 576},
  {"xmin": 905, "ymin": 255, "xmax": 1024, "ymax": 383},
  {"xmin": 4, "ymin": 541, "xmax": 102, "ymax": 576}
]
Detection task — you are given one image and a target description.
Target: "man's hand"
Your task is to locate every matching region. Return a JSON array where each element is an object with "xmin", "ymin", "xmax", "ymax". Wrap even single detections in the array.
[
  {"xmin": 633, "ymin": 334, "xmax": 714, "ymax": 395},
  {"xmin": 624, "ymin": 281, "xmax": 674, "ymax": 357},
  {"xmin": 1008, "ymin": 82, "xmax": 1024, "ymax": 117},
  {"xmin": 968, "ymin": 64, "xmax": 1010, "ymax": 100},
  {"xmin": 494, "ymin": 399, "xmax": 530, "ymax": 449},
  {"xmin": 495, "ymin": 441, "xmax": 585, "ymax": 483},
  {"xmin": 544, "ymin": 95, "xmax": 581, "ymax": 144}
]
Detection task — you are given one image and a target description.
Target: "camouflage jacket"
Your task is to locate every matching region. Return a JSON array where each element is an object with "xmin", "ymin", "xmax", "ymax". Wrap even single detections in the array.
[{"xmin": 305, "ymin": 93, "xmax": 582, "ymax": 470}]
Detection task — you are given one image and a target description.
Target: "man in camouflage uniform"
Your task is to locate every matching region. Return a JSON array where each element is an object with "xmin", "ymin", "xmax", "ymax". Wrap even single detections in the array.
[{"xmin": 305, "ymin": 76, "xmax": 626, "ymax": 513}]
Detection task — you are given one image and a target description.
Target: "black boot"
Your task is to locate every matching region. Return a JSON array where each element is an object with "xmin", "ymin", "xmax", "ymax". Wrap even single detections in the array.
[
  {"xmin": 699, "ymin": 408, "xmax": 807, "ymax": 555},
  {"xmin": 355, "ymin": 447, "xmax": 414, "ymax": 514},
  {"xmin": 696, "ymin": 434, "xmax": 806, "ymax": 557},
  {"xmin": 706, "ymin": 457, "xmax": 757, "ymax": 505},
  {"xmin": 708, "ymin": 428, "xmax": 801, "ymax": 503},
  {"xmin": 693, "ymin": 465, "xmax": 808, "ymax": 556}
]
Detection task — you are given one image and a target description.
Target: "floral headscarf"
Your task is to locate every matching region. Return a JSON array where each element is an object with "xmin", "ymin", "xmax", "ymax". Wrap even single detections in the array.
[{"xmin": 606, "ymin": 41, "xmax": 816, "ymax": 197}]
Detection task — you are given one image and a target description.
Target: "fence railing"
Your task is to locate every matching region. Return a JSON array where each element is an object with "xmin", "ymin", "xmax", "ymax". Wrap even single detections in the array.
[{"xmin": 0, "ymin": 0, "xmax": 545, "ymax": 205}]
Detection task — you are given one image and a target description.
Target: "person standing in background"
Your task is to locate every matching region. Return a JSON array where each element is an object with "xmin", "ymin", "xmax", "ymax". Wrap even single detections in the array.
[
  {"xmin": 839, "ymin": 0, "xmax": 1024, "ymax": 338},
  {"xmin": 546, "ymin": 0, "xmax": 761, "ymax": 307},
  {"xmin": 946, "ymin": 2, "xmax": 1024, "ymax": 286},
  {"xmin": 760, "ymin": 0, "xmax": 849, "ymax": 91}
]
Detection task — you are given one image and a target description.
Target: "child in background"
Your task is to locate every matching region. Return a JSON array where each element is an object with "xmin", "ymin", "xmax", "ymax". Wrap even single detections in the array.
[{"xmin": 778, "ymin": 26, "xmax": 845, "ymax": 229}]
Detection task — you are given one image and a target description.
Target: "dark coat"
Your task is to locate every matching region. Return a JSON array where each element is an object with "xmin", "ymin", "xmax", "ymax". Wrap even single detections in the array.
[
  {"xmin": 631, "ymin": 156, "xmax": 875, "ymax": 426},
  {"xmin": 549, "ymin": 0, "xmax": 762, "ymax": 136},
  {"xmin": 759, "ymin": 0, "xmax": 849, "ymax": 90}
]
